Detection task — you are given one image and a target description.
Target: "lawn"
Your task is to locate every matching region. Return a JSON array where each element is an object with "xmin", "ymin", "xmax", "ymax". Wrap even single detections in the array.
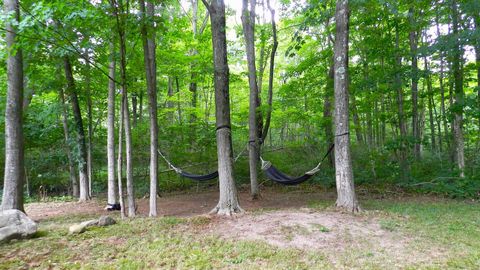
[{"xmin": 1, "ymin": 193, "xmax": 479, "ymax": 269}]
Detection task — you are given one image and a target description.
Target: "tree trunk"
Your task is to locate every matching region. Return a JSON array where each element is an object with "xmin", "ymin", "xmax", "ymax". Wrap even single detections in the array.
[
  {"xmin": 242, "ymin": 0, "xmax": 260, "ymax": 199},
  {"xmin": 85, "ymin": 57, "xmax": 94, "ymax": 197},
  {"xmin": 117, "ymin": 90, "xmax": 126, "ymax": 219},
  {"xmin": 202, "ymin": 0, "xmax": 243, "ymax": 216},
  {"xmin": 474, "ymin": 17, "xmax": 480, "ymax": 141},
  {"xmin": 59, "ymin": 73, "xmax": 79, "ymax": 198},
  {"xmin": 451, "ymin": 0, "xmax": 465, "ymax": 177},
  {"xmin": 324, "ymin": 64, "xmax": 335, "ymax": 166},
  {"xmin": 132, "ymin": 94, "xmax": 138, "ymax": 127},
  {"xmin": 260, "ymin": 0, "xmax": 278, "ymax": 144},
  {"xmin": 395, "ymin": 20, "xmax": 409, "ymax": 181},
  {"xmin": 107, "ymin": 43, "xmax": 118, "ymax": 207},
  {"xmin": 409, "ymin": 7, "xmax": 420, "ymax": 159},
  {"xmin": 64, "ymin": 56, "xmax": 90, "ymax": 201},
  {"xmin": 333, "ymin": 0, "xmax": 359, "ymax": 212},
  {"xmin": 435, "ymin": 9, "xmax": 449, "ymax": 152},
  {"xmin": 112, "ymin": 0, "xmax": 136, "ymax": 216},
  {"xmin": 140, "ymin": 0, "xmax": 159, "ymax": 217},
  {"xmin": 2, "ymin": 0, "xmax": 25, "ymax": 211},
  {"xmin": 424, "ymin": 56, "xmax": 437, "ymax": 152}
]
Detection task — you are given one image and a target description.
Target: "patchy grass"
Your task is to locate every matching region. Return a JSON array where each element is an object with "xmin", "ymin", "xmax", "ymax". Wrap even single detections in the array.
[{"xmin": 1, "ymin": 197, "xmax": 479, "ymax": 269}]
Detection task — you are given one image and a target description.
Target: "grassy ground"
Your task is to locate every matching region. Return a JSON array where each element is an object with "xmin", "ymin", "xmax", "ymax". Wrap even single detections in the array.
[{"xmin": 1, "ymin": 195, "xmax": 479, "ymax": 269}]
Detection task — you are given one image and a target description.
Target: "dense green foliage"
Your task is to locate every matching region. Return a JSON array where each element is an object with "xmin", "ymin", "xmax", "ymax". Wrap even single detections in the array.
[{"xmin": 0, "ymin": 0, "xmax": 479, "ymax": 200}]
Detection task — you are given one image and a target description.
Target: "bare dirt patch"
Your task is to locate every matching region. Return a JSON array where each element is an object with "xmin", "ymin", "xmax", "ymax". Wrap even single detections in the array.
[
  {"xmin": 25, "ymin": 189, "xmax": 334, "ymax": 221},
  {"xmin": 208, "ymin": 209, "xmax": 445, "ymax": 267}
]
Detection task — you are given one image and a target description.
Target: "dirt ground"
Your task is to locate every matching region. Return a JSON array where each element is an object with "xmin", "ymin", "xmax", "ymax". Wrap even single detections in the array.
[
  {"xmin": 25, "ymin": 188, "xmax": 336, "ymax": 221},
  {"xmin": 24, "ymin": 189, "xmax": 445, "ymax": 267}
]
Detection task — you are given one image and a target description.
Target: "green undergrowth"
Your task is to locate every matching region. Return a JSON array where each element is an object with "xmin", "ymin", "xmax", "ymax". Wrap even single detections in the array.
[{"xmin": 1, "ymin": 197, "xmax": 480, "ymax": 269}]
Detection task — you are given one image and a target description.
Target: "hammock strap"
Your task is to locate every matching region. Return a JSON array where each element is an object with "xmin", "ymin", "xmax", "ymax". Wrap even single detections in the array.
[
  {"xmin": 233, "ymin": 143, "xmax": 248, "ymax": 163},
  {"xmin": 157, "ymin": 150, "xmax": 182, "ymax": 174},
  {"xmin": 306, "ymin": 143, "xmax": 335, "ymax": 175}
]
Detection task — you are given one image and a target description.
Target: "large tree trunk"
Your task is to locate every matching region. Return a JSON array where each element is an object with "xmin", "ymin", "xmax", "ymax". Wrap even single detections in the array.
[
  {"xmin": 2, "ymin": 0, "xmax": 25, "ymax": 211},
  {"xmin": 59, "ymin": 74, "xmax": 79, "ymax": 198},
  {"xmin": 333, "ymin": 0, "xmax": 359, "ymax": 212},
  {"xmin": 112, "ymin": 0, "xmax": 136, "ymax": 216},
  {"xmin": 107, "ymin": 44, "xmax": 118, "ymax": 207},
  {"xmin": 242, "ymin": 0, "xmax": 260, "ymax": 199},
  {"xmin": 202, "ymin": 0, "xmax": 243, "ymax": 216},
  {"xmin": 394, "ymin": 21, "xmax": 409, "ymax": 181},
  {"xmin": 409, "ymin": 7, "xmax": 420, "ymax": 159},
  {"xmin": 140, "ymin": 0, "xmax": 159, "ymax": 217},
  {"xmin": 451, "ymin": 0, "xmax": 465, "ymax": 177},
  {"xmin": 64, "ymin": 57, "xmax": 90, "ymax": 201}
]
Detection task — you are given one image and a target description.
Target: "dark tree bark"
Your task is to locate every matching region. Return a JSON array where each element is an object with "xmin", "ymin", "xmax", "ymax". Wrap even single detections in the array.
[
  {"xmin": 202, "ymin": 0, "xmax": 243, "ymax": 215},
  {"xmin": 435, "ymin": 8, "xmax": 449, "ymax": 152},
  {"xmin": 242, "ymin": 0, "xmax": 260, "ymax": 198},
  {"xmin": 117, "ymin": 90, "xmax": 126, "ymax": 219},
  {"xmin": 139, "ymin": 0, "xmax": 159, "ymax": 217},
  {"xmin": 2, "ymin": 0, "xmax": 25, "ymax": 211},
  {"xmin": 333, "ymin": 0, "xmax": 359, "ymax": 212},
  {"xmin": 64, "ymin": 56, "xmax": 90, "ymax": 201},
  {"xmin": 107, "ymin": 43, "xmax": 118, "ymax": 207},
  {"xmin": 451, "ymin": 0, "xmax": 465, "ymax": 177}
]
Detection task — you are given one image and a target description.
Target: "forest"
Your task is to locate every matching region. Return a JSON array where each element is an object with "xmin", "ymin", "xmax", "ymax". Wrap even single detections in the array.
[{"xmin": 0, "ymin": 0, "xmax": 479, "ymax": 269}]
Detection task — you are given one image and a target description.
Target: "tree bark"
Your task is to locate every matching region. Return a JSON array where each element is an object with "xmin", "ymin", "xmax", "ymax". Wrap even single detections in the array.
[
  {"xmin": 324, "ymin": 64, "xmax": 335, "ymax": 166},
  {"xmin": 242, "ymin": 0, "xmax": 260, "ymax": 199},
  {"xmin": 107, "ymin": 43, "xmax": 118, "ymax": 207},
  {"xmin": 409, "ymin": 7, "xmax": 420, "ymax": 159},
  {"xmin": 2, "ymin": 0, "xmax": 25, "ymax": 211},
  {"xmin": 394, "ymin": 20, "xmax": 409, "ymax": 181},
  {"xmin": 59, "ymin": 72, "xmax": 79, "ymax": 198},
  {"xmin": 112, "ymin": 0, "xmax": 136, "ymax": 216},
  {"xmin": 451, "ymin": 0, "xmax": 465, "ymax": 177},
  {"xmin": 202, "ymin": 0, "xmax": 243, "ymax": 216},
  {"xmin": 140, "ymin": 0, "xmax": 159, "ymax": 217},
  {"xmin": 333, "ymin": 0, "xmax": 359, "ymax": 212},
  {"xmin": 261, "ymin": 0, "xmax": 278, "ymax": 144},
  {"xmin": 85, "ymin": 56, "xmax": 94, "ymax": 197},
  {"xmin": 435, "ymin": 8, "xmax": 449, "ymax": 152},
  {"xmin": 117, "ymin": 90, "xmax": 126, "ymax": 219},
  {"xmin": 64, "ymin": 56, "xmax": 90, "ymax": 201}
]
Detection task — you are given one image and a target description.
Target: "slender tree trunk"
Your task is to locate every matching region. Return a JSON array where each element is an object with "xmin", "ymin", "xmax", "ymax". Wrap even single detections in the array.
[
  {"xmin": 261, "ymin": 0, "xmax": 278, "ymax": 144},
  {"xmin": 85, "ymin": 58, "xmax": 94, "ymax": 197},
  {"xmin": 435, "ymin": 9, "xmax": 449, "ymax": 152},
  {"xmin": 2, "ymin": 0, "xmax": 24, "ymax": 211},
  {"xmin": 451, "ymin": 0, "xmax": 465, "ymax": 177},
  {"xmin": 474, "ymin": 17, "xmax": 480, "ymax": 140},
  {"xmin": 202, "ymin": 0, "xmax": 243, "ymax": 216},
  {"xmin": 107, "ymin": 43, "xmax": 118, "ymax": 207},
  {"xmin": 140, "ymin": 0, "xmax": 159, "ymax": 217},
  {"xmin": 409, "ymin": 7, "xmax": 420, "ymax": 159},
  {"xmin": 117, "ymin": 92, "xmax": 126, "ymax": 219},
  {"xmin": 132, "ymin": 94, "xmax": 138, "ymax": 127},
  {"xmin": 395, "ymin": 21, "xmax": 409, "ymax": 181},
  {"xmin": 59, "ymin": 75, "xmax": 79, "ymax": 198},
  {"xmin": 112, "ymin": 0, "xmax": 136, "ymax": 216},
  {"xmin": 333, "ymin": 0, "xmax": 359, "ymax": 212},
  {"xmin": 424, "ymin": 56, "xmax": 437, "ymax": 152},
  {"xmin": 324, "ymin": 64, "xmax": 335, "ymax": 166},
  {"xmin": 64, "ymin": 56, "xmax": 90, "ymax": 201},
  {"xmin": 242, "ymin": 0, "xmax": 260, "ymax": 199}
]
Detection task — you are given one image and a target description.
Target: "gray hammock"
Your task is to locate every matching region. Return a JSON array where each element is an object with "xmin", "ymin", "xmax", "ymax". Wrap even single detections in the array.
[
  {"xmin": 157, "ymin": 145, "xmax": 247, "ymax": 182},
  {"xmin": 260, "ymin": 144, "xmax": 334, "ymax": 186}
]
